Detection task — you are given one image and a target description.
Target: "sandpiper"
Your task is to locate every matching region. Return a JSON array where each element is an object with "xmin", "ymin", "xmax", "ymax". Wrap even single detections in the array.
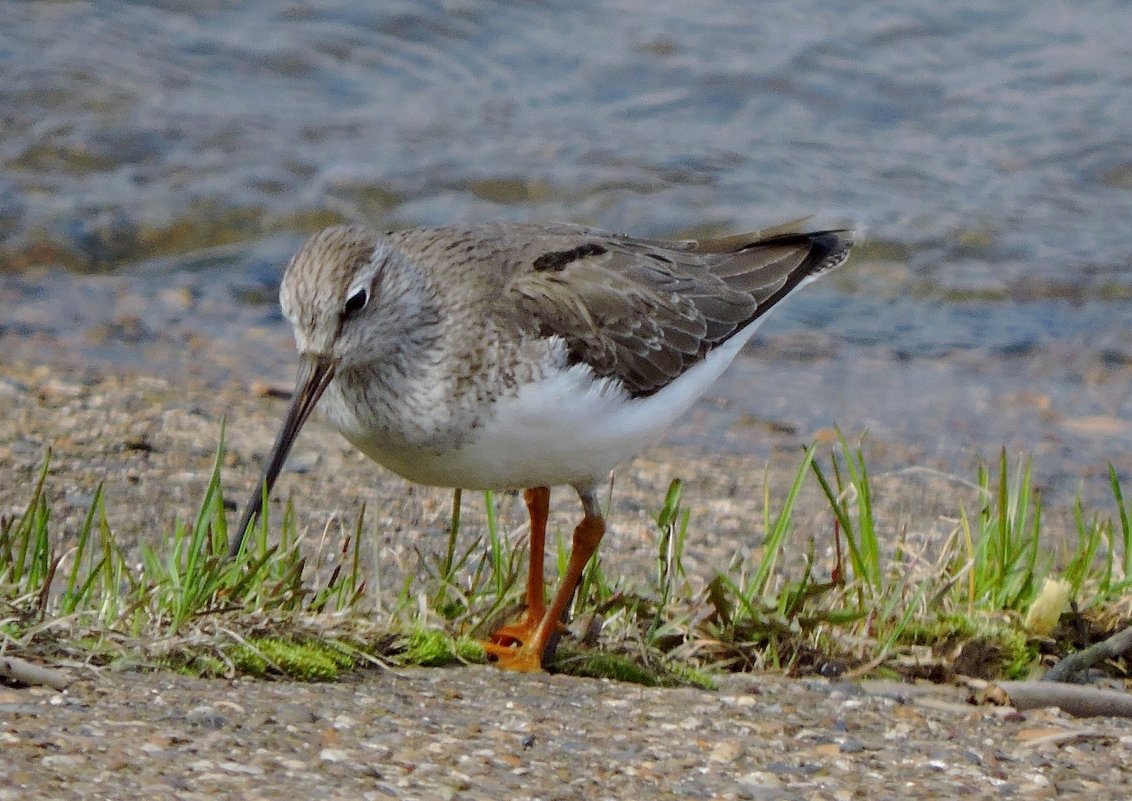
[{"xmin": 231, "ymin": 221, "xmax": 851, "ymax": 671}]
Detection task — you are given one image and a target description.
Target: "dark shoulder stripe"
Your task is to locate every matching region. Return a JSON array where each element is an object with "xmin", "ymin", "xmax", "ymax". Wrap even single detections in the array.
[{"xmin": 532, "ymin": 243, "xmax": 607, "ymax": 272}]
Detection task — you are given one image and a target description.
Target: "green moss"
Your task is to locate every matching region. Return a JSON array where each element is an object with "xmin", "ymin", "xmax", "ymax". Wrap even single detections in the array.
[
  {"xmin": 317, "ymin": 638, "xmax": 361, "ymax": 670},
  {"xmin": 248, "ymin": 637, "xmax": 347, "ymax": 681},
  {"xmin": 454, "ymin": 637, "xmax": 487, "ymax": 663},
  {"xmin": 557, "ymin": 649, "xmax": 661, "ymax": 686},
  {"xmin": 896, "ymin": 614, "xmax": 1039, "ymax": 680},
  {"xmin": 998, "ymin": 630, "xmax": 1040, "ymax": 680},
  {"xmin": 399, "ymin": 629, "xmax": 485, "ymax": 667},
  {"xmin": 900, "ymin": 614, "xmax": 979, "ymax": 647},
  {"xmin": 229, "ymin": 644, "xmax": 270, "ymax": 677},
  {"xmin": 657, "ymin": 661, "xmax": 716, "ymax": 690},
  {"xmin": 162, "ymin": 653, "xmax": 230, "ymax": 678}
]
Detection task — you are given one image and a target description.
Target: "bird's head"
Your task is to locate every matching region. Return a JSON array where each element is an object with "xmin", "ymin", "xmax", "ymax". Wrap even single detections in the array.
[
  {"xmin": 229, "ymin": 225, "xmax": 440, "ymax": 556},
  {"xmin": 280, "ymin": 225, "xmax": 439, "ymax": 372}
]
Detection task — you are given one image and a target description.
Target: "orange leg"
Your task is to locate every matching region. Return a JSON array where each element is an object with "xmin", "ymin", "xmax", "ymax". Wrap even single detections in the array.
[
  {"xmin": 483, "ymin": 487, "xmax": 549, "ymax": 650},
  {"xmin": 485, "ymin": 487, "xmax": 605, "ymax": 672}
]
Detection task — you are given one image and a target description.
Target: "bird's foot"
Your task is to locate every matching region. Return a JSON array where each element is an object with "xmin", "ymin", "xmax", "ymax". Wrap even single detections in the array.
[
  {"xmin": 481, "ymin": 610, "xmax": 560, "ymax": 672},
  {"xmin": 485, "ymin": 614, "xmax": 540, "ymax": 649},
  {"xmin": 481, "ymin": 640, "xmax": 544, "ymax": 672}
]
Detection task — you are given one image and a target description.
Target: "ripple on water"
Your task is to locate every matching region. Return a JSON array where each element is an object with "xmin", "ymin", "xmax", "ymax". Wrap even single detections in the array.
[{"xmin": 2, "ymin": 1, "xmax": 1132, "ymax": 500}]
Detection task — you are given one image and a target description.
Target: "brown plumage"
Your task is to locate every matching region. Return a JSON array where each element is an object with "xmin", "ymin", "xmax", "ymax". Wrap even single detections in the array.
[{"xmin": 233, "ymin": 220, "xmax": 851, "ymax": 671}]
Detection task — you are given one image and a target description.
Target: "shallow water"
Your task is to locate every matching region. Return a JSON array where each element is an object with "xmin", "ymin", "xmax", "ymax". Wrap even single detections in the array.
[{"xmin": 3, "ymin": 0, "xmax": 1131, "ymax": 502}]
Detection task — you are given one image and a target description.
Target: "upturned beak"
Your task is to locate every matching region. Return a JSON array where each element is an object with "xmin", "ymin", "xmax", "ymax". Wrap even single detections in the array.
[{"xmin": 229, "ymin": 353, "xmax": 337, "ymax": 558}]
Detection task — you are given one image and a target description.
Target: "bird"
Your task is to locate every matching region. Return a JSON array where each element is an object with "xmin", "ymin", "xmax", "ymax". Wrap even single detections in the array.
[{"xmin": 230, "ymin": 220, "xmax": 851, "ymax": 671}]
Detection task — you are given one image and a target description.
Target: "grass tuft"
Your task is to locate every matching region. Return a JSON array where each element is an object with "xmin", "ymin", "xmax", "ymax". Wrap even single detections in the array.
[{"xmin": 2, "ymin": 430, "xmax": 1129, "ymax": 688}]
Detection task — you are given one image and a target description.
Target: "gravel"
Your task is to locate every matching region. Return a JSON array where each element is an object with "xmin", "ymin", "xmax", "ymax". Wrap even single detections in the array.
[
  {"xmin": 4, "ymin": 668, "xmax": 1132, "ymax": 800},
  {"xmin": 3, "ymin": 353, "xmax": 1132, "ymax": 799}
]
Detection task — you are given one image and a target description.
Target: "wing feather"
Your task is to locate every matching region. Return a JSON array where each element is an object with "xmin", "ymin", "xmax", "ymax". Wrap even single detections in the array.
[{"xmin": 503, "ymin": 225, "xmax": 851, "ymax": 397}]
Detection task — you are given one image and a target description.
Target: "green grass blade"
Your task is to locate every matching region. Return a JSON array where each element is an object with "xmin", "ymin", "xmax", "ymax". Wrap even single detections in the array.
[
  {"xmin": 995, "ymin": 449, "xmax": 1009, "ymax": 601},
  {"xmin": 60, "ymin": 484, "xmax": 104, "ymax": 614},
  {"xmin": 1110, "ymin": 464, "xmax": 1131, "ymax": 580},
  {"xmin": 746, "ymin": 444, "xmax": 816, "ymax": 603},
  {"xmin": 809, "ymin": 452, "xmax": 854, "ymax": 548}
]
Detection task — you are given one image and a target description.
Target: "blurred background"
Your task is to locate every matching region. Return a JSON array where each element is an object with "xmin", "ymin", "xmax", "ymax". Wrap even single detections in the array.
[{"xmin": 2, "ymin": 0, "xmax": 1131, "ymax": 501}]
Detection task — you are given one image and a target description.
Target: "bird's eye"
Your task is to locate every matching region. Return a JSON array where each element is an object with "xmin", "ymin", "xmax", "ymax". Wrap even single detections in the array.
[{"xmin": 343, "ymin": 287, "xmax": 368, "ymax": 317}]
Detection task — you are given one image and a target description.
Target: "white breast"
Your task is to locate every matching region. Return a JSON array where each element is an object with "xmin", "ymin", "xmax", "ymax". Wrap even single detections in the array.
[{"xmin": 328, "ymin": 318, "xmax": 765, "ymax": 491}]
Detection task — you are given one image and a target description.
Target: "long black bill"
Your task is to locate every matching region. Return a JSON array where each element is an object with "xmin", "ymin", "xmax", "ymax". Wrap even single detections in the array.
[{"xmin": 228, "ymin": 353, "xmax": 338, "ymax": 558}]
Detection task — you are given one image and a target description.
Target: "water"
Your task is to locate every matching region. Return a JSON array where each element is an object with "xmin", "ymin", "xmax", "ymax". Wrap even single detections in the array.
[{"xmin": 3, "ymin": 0, "xmax": 1132, "ymax": 501}]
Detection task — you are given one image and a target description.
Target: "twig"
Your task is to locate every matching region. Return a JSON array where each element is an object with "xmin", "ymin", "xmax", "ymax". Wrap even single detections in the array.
[
  {"xmin": 987, "ymin": 680, "xmax": 1132, "ymax": 718},
  {"xmin": 0, "ymin": 655, "xmax": 71, "ymax": 690},
  {"xmin": 1016, "ymin": 727, "xmax": 1109, "ymax": 748},
  {"xmin": 1044, "ymin": 624, "xmax": 1132, "ymax": 683}
]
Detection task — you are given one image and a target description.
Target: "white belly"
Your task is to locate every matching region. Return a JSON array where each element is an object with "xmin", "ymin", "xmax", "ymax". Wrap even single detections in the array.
[{"xmin": 330, "ymin": 321, "xmax": 761, "ymax": 491}]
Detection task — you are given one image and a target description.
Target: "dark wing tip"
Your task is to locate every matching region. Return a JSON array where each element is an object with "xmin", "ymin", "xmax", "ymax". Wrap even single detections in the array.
[
  {"xmin": 704, "ymin": 227, "xmax": 851, "ymax": 344},
  {"xmin": 752, "ymin": 228, "xmax": 853, "ymax": 277},
  {"xmin": 806, "ymin": 229, "xmax": 853, "ymax": 274}
]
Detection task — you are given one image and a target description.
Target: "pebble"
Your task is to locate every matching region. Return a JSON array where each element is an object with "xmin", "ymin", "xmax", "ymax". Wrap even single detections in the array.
[
  {"xmin": 318, "ymin": 748, "xmax": 351, "ymax": 763},
  {"xmin": 273, "ymin": 703, "xmax": 318, "ymax": 725},
  {"xmin": 219, "ymin": 761, "xmax": 265, "ymax": 775},
  {"xmin": 709, "ymin": 738, "xmax": 745, "ymax": 764}
]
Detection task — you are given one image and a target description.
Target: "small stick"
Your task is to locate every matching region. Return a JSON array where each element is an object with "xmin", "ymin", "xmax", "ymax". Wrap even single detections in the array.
[
  {"xmin": 0, "ymin": 655, "xmax": 71, "ymax": 690},
  {"xmin": 988, "ymin": 680, "xmax": 1132, "ymax": 719},
  {"xmin": 1043, "ymin": 624, "xmax": 1132, "ymax": 683}
]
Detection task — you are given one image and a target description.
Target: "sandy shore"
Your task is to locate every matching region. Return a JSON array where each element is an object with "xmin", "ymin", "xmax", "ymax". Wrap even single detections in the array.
[{"xmin": 5, "ymin": 353, "xmax": 1132, "ymax": 798}]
